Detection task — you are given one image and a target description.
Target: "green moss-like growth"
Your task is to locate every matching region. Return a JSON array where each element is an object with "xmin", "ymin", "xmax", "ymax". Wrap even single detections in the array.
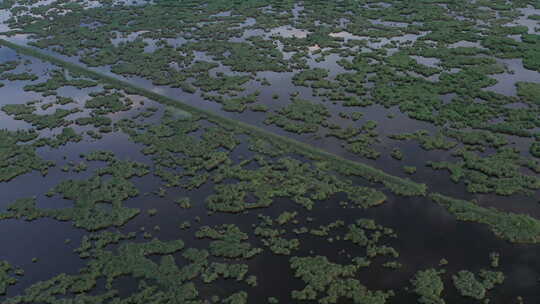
[
  {"xmin": 431, "ymin": 193, "xmax": 540, "ymax": 243},
  {"xmin": 2, "ymin": 160, "xmax": 148, "ymax": 231},
  {"xmin": 205, "ymin": 156, "xmax": 387, "ymax": 213},
  {"xmin": 264, "ymin": 98, "xmax": 330, "ymax": 134},
  {"xmin": 382, "ymin": 261, "xmax": 402, "ymax": 269},
  {"xmin": 403, "ymin": 166, "xmax": 417, "ymax": 175},
  {"xmin": 0, "ymin": 129, "xmax": 54, "ymax": 182},
  {"xmin": 223, "ymin": 291, "xmax": 248, "ymax": 304},
  {"xmin": 204, "ymin": 93, "xmax": 259, "ymax": 113},
  {"xmin": 0, "ymin": 60, "xmax": 18, "ymax": 73},
  {"xmin": 531, "ymin": 142, "xmax": 540, "ymax": 158},
  {"xmin": 290, "ymin": 256, "xmax": 394, "ymax": 303},
  {"xmin": 196, "ymin": 224, "xmax": 262, "ymax": 259},
  {"xmin": 344, "ymin": 219, "xmax": 398, "ymax": 259},
  {"xmin": 250, "ymin": 104, "xmax": 269, "ymax": 112},
  {"xmin": 34, "ymin": 127, "xmax": 83, "ymax": 148},
  {"xmin": 84, "ymin": 92, "xmax": 131, "ymax": 114},
  {"xmin": 1, "ymin": 39, "xmax": 428, "ymax": 199},
  {"xmin": 452, "ymin": 270, "xmax": 504, "ymax": 300},
  {"xmin": 444, "ymin": 129, "xmax": 507, "ymax": 148},
  {"xmin": 254, "ymin": 215, "xmax": 300, "ymax": 255},
  {"xmin": 327, "ymin": 123, "xmax": 381, "ymax": 160},
  {"xmin": 23, "ymin": 69, "xmax": 97, "ymax": 95},
  {"xmin": 516, "ymin": 81, "xmax": 540, "ymax": 105},
  {"xmin": 389, "ymin": 131, "xmax": 457, "ymax": 151},
  {"xmin": 292, "ymin": 68, "xmax": 337, "ymax": 89},
  {"xmin": 391, "ymin": 148, "xmax": 403, "ymax": 160},
  {"xmin": 263, "ymin": 236, "xmax": 300, "ymax": 255},
  {"xmin": 201, "ymin": 262, "xmax": 249, "ymax": 283},
  {"xmin": 410, "ymin": 268, "xmax": 446, "ymax": 304},
  {"xmin": 0, "ymin": 260, "xmax": 18, "ymax": 295},
  {"xmin": 2, "ymin": 102, "xmax": 79, "ymax": 130},
  {"xmin": 276, "ymin": 211, "xmax": 297, "ymax": 225},
  {"xmin": 310, "ymin": 220, "xmax": 344, "ymax": 236},
  {"xmin": 0, "ymin": 72, "xmax": 38, "ymax": 81},
  {"xmin": 175, "ymin": 197, "xmax": 191, "ymax": 209},
  {"xmin": 193, "ymin": 74, "xmax": 250, "ymax": 93},
  {"xmin": 489, "ymin": 252, "xmax": 500, "ymax": 268},
  {"xmin": 428, "ymin": 148, "xmax": 540, "ymax": 196},
  {"xmin": 76, "ymin": 115, "xmax": 113, "ymax": 128}
]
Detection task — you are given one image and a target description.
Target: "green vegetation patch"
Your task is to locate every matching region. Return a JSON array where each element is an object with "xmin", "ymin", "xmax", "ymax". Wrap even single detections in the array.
[
  {"xmin": 0, "ymin": 261, "xmax": 17, "ymax": 296},
  {"xmin": 516, "ymin": 82, "xmax": 540, "ymax": 105},
  {"xmin": 428, "ymin": 147, "xmax": 540, "ymax": 196},
  {"xmin": 2, "ymin": 102, "xmax": 79, "ymax": 130},
  {"xmin": 84, "ymin": 92, "xmax": 131, "ymax": 114},
  {"xmin": 1, "ymin": 160, "xmax": 148, "ymax": 231},
  {"xmin": 452, "ymin": 270, "xmax": 504, "ymax": 300},
  {"xmin": 431, "ymin": 193, "xmax": 540, "ymax": 243},
  {"xmin": 290, "ymin": 256, "xmax": 395, "ymax": 303},
  {"xmin": 344, "ymin": 219, "xmax": 399, "ymax": 258},
  {"xmin": 23, "ymin": 69, "xmax": 97, "ymax": 95},
  {"xmin": 264, "ymin": 98, "xmax": 330, "ymax": 134},
  {"xmin": 531, "ymin": 142, "xmax": 540, "ymax": 158},
  {"xmin": 389, "ymin": 130, "xmax": 457, "ymax": 151},
  {"xmin": 410, "ymin": 268, "xmax": 446, "ymax": 304},
  {"xmin": 254, "ymin": 214, "xmax": 300, "ymax": 255},
  {"xmin": 0, "ymin": 129, "xmax": 54, "ymax": 182},
  {"xmin": 196, "ymin": 224, "xmax": 262, "ymax": 259}
]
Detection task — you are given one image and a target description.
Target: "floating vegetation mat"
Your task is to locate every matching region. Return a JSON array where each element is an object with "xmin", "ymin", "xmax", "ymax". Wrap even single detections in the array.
[{"xmin": 0, "ymin": 0, "xmax": 539, "ymax": 303}]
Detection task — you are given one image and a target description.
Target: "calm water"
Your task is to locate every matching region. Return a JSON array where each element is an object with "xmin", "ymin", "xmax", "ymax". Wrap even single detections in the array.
[{"xmin": 0, "ymin": 2, "xmax": 539, "ymax": 303}]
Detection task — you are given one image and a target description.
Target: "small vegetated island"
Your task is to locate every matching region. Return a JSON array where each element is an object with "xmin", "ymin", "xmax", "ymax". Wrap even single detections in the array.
[{"xmin": 0, "ymin": 0, "xmax": 539, "ymax": 303}]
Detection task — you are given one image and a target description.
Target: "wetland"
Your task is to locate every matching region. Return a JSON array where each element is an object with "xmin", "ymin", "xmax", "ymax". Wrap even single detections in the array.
[{"xmin": 0, "ymin": 0, "xmax": 539, "ymax": 303}]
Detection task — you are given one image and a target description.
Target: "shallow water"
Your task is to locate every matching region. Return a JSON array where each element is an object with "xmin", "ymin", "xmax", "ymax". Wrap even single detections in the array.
[
  {"xmin": 0, "ymin": 15, "xmax": 537, "ymax": 212},
  {"xmin": 0, "ymin": 1, "xmax": 539, "ymax": 303},
  {"xmin": 486, "ymin": 58, "xmax": 540, "ymax": 96}
]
